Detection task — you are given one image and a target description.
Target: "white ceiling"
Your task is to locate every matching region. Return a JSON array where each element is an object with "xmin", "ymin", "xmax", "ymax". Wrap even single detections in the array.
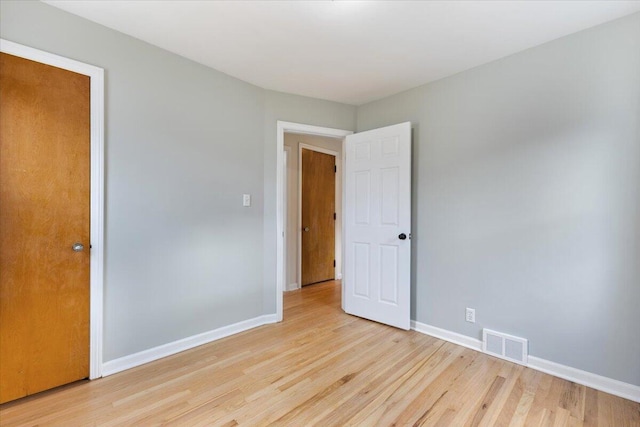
[{"xmin": 44, "ymin": 1, "xmax": 640, "ymax": 105}]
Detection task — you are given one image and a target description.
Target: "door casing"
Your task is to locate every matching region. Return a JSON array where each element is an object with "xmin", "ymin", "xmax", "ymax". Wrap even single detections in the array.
[
  {"xmin": 276, "ymin": 122, "xmax": 352, "ymax": 321},
  {"xmin": 0, "ymin": 39, "xmax": 105, "ymax": 379}
]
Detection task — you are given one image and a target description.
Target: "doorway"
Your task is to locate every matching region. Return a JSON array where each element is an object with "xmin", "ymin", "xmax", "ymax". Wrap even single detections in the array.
[
  {"xmin": 283, "ymin": 135, "xmax": 342, "ymax": 290},
  {"xmin": 276, "ymin": 122, "xmax": 352, "ymax": 320},
  {"xmin": 277, "ymin": 121, "xmax": 412, "ymax": 329},
  {"xmin": 0, "ymin": 40, "xmax": 105, "ymax": 400}
]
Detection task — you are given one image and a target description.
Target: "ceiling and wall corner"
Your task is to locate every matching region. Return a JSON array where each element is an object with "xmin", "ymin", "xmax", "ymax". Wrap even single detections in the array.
[{"xmin": 42, "ymin": 0, "xmax": 640, "ymax": 105}]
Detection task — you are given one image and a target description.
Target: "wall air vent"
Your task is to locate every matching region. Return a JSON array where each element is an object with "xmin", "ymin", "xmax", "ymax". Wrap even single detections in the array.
[{"xmin": 482, "ymin": 329, "xmax": 528, "ymax": 365}]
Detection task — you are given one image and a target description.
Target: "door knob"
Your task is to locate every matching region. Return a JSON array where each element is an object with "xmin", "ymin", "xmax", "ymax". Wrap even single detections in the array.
[
  {"xmin": 398, "ymin": 233, "xmax": 407, "ymax": 240},
  {"xmin": 303, "ymin": 227, "xmax": 310, "ymax": 232},
  {"xmin": 72, "ymin": 242, "xmax": 85, "ymax": 252}
]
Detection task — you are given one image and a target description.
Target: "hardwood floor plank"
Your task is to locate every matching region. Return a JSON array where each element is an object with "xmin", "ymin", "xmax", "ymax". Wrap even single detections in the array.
[
  {"xmin": 0, "ymin": 280, "xmax": 637, "ymax": 426},
  {"xmin": 467, "ymin": 375, "xmax": 506, "ymax": 426},
  {"xmin": 478, "ymin": 364, "xmax": 524, "ymax": 426},
  {"xmin": 313, "ymin": 338, "xmax": 446, "ymax": 426},
  {"xmin": 347, "ymin": 343, "xmax": 469, "ymax": 425}
]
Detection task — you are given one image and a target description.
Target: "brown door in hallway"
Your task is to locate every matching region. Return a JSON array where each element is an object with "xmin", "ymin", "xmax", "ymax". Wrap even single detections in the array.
[
  {"xmin": 301, "ymin": 148, "xmax": 335, "ymax": 286},
  {"xmin": 0, "ymin": 52, "xmax": 90, "ymax": 403}
]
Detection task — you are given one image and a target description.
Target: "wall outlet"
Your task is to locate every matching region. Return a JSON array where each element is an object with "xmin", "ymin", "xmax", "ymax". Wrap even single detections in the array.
[
  {"xmin": 465, "ymin": 308, "xmax": 476, "ymax": 323},
  {"xmin": 243, "ymin": 194, "xmax": 251, "ymax": 207}
]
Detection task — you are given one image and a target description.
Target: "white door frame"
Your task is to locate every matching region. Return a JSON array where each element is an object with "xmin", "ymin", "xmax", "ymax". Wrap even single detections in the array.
[
  {"xmin": 1, "ymin": 39, "xmax": 105, "ymax": 379},
  {"xmin": 276, "ymin": 121, "xmax": 352, "ymax": 321},
  {"xmin": 297, "ymin": 143, "xmax": 340, "ymax": 288},
  {"xmin": 283, "ymin": 146, "xmax": 290, "ymax": 291}
]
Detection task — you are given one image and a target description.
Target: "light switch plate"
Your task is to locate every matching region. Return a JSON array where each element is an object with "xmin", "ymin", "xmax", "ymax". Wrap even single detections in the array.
[{"xmin": 243, "ymin": 194, "xmax": 251, "ymax": 207}]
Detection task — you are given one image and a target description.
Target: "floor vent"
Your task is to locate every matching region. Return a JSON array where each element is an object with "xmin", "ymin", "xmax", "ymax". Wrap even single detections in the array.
[{"xmin": 482, "ymin": 329, "xmax": 528, "ymax": 365}]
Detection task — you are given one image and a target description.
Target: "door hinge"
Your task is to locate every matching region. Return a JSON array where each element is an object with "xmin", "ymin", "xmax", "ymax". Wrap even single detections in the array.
[
  {"xmin": 334, "ymin": 212, "xmax": 336, "ymax": 220},
  {"xmin": 334, "ymin": 165, "xmax": 337, "ymax": 173},
  {"xmin": 333, "ymin": 260, "xmax": 336, "ymax": 267}
]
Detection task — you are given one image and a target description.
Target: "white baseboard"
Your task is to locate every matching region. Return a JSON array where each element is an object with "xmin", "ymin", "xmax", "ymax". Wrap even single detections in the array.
[
  {"xmin": 527, "ymin": 356, "xmax": 640, "ymax": 403},
  {"xmin": 411, "ymin": 320, "xmax": 640, "ymax": 403},
  {"xmin": 285, "ymin": 283, "xmax": 300, "ymax": 291},
  {"xmin": 411, "ymin": 320, "xmax": 482, "ymax": 352},
  {"xmin": 102, "ymin": 314, "xmax": 278, "ymax": 377}
]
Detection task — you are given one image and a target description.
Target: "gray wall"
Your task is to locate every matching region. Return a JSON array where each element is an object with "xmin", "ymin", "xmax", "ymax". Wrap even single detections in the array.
[
  {"xmin": 357, "ymin": 12, "xmax": 640, "ymax": 386},
  {"xmin": 0, "ymin": 1, "xmax": 356, "ymax": 362}
]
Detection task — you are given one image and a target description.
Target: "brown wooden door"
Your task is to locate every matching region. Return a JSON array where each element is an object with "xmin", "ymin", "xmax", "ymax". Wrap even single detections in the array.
[
  {"xmin": 0, "ymin": 53, "xmax": 90, "ymax": 403},
  {"xmin": 301, "ymin": 148, "xmax": 335, "ymax": 286}
]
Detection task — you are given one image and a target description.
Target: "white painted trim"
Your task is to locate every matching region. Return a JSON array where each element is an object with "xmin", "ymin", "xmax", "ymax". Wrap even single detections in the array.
[
  {"xmin": 410, "ymin": 320, "xmax": 483, "ymax": 352},
  {"xmin": 276, "ymin": 123, "xmax": 285, "ymax": 322},
  {"xmin": 527, "ymin": 356, "xmax": 640, "ymax": 403},
  {"xmin": 297, "ymin": 143, "xmax": 340, "ymax": 288},
  {"xmin": 280, "ymin": 122, "xmax": 354, "ymax": 139},
  {"xmin": 299, "ymin": 142, "xmax": 339, "ymax": 157},
  {"xmin": 102, "ymin": 314, "xmax": 278, "ymax": 376},
  {"xmin": 286, "ymin": 283, "xmax": 300, "ymax": 291},
  {"xmin": 341, "ymin": 145, "xmax": 346, "ymax": 312},
  {"xmin": 276, "ymin": 122, "xmax": 352, "ymax": 322},
  {"xmin": 283, "ymin": 146, "xmax": 290, "ymax": 293},
  {"xmin": 1, "ymin": 39, "xmax": 105, "ymax": 380},
  {"xmin": 411, "ymin": 320, "xmax": 640, "ymax": 403}
]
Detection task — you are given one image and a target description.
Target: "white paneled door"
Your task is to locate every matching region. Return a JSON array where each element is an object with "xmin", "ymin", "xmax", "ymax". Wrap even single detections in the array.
[{"xmin": 344, "ymin": 122, "xmax": 411, "ymax": 330}]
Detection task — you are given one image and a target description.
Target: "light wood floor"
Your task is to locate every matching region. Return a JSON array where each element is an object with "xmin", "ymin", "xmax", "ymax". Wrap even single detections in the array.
[{"xmin": 1, "ymin": 281, "xmax": 638, "ymax": 426}]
